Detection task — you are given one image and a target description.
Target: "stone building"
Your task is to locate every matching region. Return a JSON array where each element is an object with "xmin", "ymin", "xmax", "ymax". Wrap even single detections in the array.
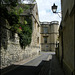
[
  {"xmin": 0, "ymin": 3, "xmax": 40, "ymax": 69},
  {"xmin": 40, "ymin": 21, "xmax": 59, "ymax": 51},
  {"xmin": 57, "ymin": 0, "xmax": 75, "ymax": 75}
]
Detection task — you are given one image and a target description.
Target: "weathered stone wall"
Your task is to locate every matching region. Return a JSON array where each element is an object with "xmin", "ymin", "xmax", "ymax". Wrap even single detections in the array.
[
  {"xmin": 30, "ymin": 3, "xmax": 40, "ymax": 51},
  {"xmin": 0, "ymin": 3, "xmax": 40, "ymax": 69},
  {"xmin": 0, "ymin": 25, "xmax": 38, "ymax": 69},
  {"xmin": 0, "ymin": 21, "xmax": 39, "ymax": 69}
]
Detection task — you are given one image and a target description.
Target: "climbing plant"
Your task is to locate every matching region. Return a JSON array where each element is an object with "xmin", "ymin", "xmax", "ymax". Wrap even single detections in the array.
[
  {"xmin": 18, "ymin": 16, "xmax": 32, "ymax": 49},
  {"xmin": 0, "ymin": 0, "xmax": 33, "ymax": 49}
]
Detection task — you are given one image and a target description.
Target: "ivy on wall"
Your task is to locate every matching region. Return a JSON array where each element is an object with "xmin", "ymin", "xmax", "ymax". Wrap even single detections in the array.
[
  {"xmin": 18, "ymin": 16, "xmax": 32, "ymax": 49},
  {"xmin": 0, "ymin": 0, "xmax": 33, "ymax": 49}
]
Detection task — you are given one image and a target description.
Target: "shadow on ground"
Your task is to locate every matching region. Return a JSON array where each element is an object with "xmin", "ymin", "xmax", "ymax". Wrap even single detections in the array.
[
  {"xmin": 0, "ymin": 60, "xmax": 50, "ymax": 75},
  {"xmin": 1, "ymin": 55, "xmax": 65, "ymax": 75}
]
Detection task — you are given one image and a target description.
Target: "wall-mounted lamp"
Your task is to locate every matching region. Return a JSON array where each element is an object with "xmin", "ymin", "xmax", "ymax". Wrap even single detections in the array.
[
  {"xmin": 51, "ymin": 3, "xmax": 57, "ymax": 13},
  {"xmin": 51, "ymin": 3, "xmax": 61, "ymax": 18}
]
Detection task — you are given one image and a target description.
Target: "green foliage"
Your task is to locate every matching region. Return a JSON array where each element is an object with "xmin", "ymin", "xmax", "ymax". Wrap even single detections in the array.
[
  {"xmin": 18, "ymin": 16, "xmax": 32, "ymax": 49},
  {"xmin": 0, "ymin": 5, "xmax": 8, "ymax": 18},
  {"xmin": 19, "ymin": 33, "xmax": 31, "ymax": 49},
  {"xmin": 7, "ymin": 12, "xmax": 19, "ymax": 26},
  {"xmin": 24, "ymin": 5, "xmax": 30, "ymax": 9},
  {"xmin": 0, "ymin": 1, "xmax": 32, "ymax": 49},
  {"xmin": 24, "ymin": 20, "xmax": 28, "ymax": 25},
  {"xmin": 18, "ymin": 7, "xmax": 24, "ymax": 14}
]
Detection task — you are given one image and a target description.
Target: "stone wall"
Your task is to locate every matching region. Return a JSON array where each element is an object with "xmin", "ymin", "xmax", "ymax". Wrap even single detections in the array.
[
  {"xmin": 0, "ymin": 25, "xmax": 39, "ymax": 69},
  {"xmin": 0, "ymin": 3, "xmax": 40, "ymax": 69},
  {"xmin": 58, "ymin": 0, "xmax": 75, "ymax": 75}
]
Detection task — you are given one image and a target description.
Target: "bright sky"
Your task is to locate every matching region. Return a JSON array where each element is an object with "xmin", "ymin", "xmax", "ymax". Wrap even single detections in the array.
[
  {"xmin": 22, "ymin": 0, "xmax": 61, "ymax": 24},
  {"xmin": 36, "ymin": 0, "xmax": 61, "ymax": 24}
]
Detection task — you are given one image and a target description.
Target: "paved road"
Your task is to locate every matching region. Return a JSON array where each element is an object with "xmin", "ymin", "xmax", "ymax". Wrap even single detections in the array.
[
  {"xmin": 3, "ymin": 52, "xmax": 54, "ymax": 75},
  {"xmin": 24, "ymin": 52, "xmax": 53, "ymax": 66}
]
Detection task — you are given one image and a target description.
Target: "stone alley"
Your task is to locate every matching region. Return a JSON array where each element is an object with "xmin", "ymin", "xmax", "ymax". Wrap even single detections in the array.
[
  {"xmin": 0, "ymin": 0, "xmax": 75, "ymax": 75},
  {"xmin": 1, "ymin": 52, "xmax": 64, "ymax": 75}
]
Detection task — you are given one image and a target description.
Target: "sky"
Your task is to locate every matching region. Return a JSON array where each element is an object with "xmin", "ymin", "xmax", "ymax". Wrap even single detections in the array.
[
  {"xmin": 22, "ymin": 0, "xmax": 61, "ymax": 24},
  {"xmin": 36, "ymin": 0, "xmax": 61, "ymax": 24}
]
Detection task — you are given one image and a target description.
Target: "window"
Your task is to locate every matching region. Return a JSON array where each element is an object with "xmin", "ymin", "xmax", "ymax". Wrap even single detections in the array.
[
  {"xmin": 43, "ymin": 36, "xmax": 48, "ymax": 43},
  {"xmin": 43, "ymin": 27, "xmax": 48, "ymax": 33},
  {"xmin": 37, "ymin": 37, "xmax": 39, "ymax": 44}
]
